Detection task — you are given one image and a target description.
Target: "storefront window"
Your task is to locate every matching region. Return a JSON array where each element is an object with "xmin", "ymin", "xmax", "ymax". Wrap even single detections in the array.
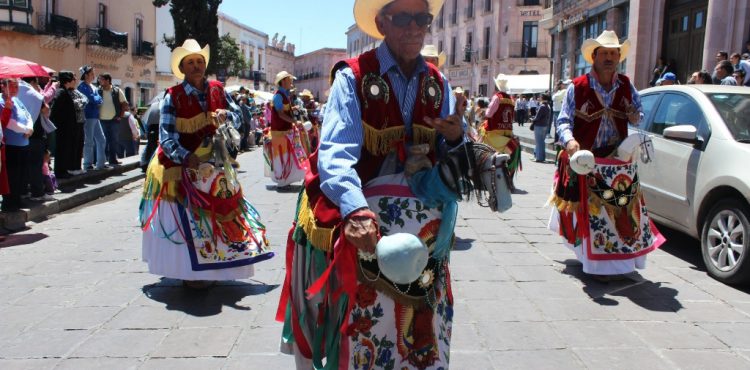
[{"xmin": 695, "ymin": 10, "xmax": 704, "ymax": 29}]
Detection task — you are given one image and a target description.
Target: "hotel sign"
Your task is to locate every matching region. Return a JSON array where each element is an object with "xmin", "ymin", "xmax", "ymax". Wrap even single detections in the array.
[
  {"xmin": 562, "ymin": 12, "xmax": 587, "ymax": 29},
  {"xmin": 520, "ymin": 9, "xmax": 541, "ymax": 17}
]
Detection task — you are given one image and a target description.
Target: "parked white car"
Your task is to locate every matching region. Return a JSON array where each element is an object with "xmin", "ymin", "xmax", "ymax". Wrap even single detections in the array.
[{"xmin": 631, "ymin": 85, "xmax": 750, "ymax": 284}]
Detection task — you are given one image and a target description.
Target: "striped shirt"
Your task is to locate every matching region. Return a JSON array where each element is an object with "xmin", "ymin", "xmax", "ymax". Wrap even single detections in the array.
[
  {"xmin": 159, "ymin": 80, "xmax": 239, "ymax": 164},
  {"xmin": 319, "ymin": 42, "xmax": 458, "ymax": 218},
  {"xmin": 556, "ymin": 72, "xmax": 642, "ymax": 149}
]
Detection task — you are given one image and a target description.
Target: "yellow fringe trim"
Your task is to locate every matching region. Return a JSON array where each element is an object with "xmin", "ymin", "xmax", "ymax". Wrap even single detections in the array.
[
  {"xmin": 297, "ymin": 190, "xmax": 336, "ymax": 252},
  {"xmin": 361, "ymin": 121, "xmax": 437, "ymax": 156},
  {"xmin": 548, "ymin": 194, "xmax": 581, "ymax": 213},
  {"xmin": 412, "ymin": 124, "xmax": 436, "ymax": 150},
  {"xmin": 482, "ymin": 130, "xmax": 512, "ymax": 153},
  {"xmin": 176, "ymin": 113, "xmax": 215, "ymax": 134},
  {"xmin": 498, "ymin": 98, "xmax": 514, "ymax": 105}
]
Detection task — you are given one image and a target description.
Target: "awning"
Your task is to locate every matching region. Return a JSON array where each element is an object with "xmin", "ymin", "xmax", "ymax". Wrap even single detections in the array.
[{"xmin": 505, "ymin": 74, "xmax": 552, "ymax": 95}]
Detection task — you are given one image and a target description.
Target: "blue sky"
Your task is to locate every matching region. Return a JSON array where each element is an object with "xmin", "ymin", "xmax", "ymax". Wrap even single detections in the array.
[{"xmin": 220, "ymin": 0, "xmax": 355, "ymax": 55}]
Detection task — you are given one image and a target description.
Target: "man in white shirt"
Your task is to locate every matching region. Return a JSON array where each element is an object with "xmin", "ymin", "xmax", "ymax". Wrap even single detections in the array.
[{"xmin": 97, "ymin": 73, "xmax": 129, "ymax": 165}]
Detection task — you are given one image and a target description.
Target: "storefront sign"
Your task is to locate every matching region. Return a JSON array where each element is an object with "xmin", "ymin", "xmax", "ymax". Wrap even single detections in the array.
[
  {"xmin": 520, "ymin": 9, "xmax": 541, "ymax": 17},
  {"xmin": 562, "ymin": 12, "xmax": 586, "ymax": 29}
]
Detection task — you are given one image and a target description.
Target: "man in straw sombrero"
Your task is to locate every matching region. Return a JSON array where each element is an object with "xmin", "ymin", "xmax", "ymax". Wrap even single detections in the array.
[
  {"xmin": 265, "ymin": 70, "xmax": 308, "ymax": 190},
  {"xmin": 275, "ymin": 0, "xmax": 511, "ymax": 368},
  {"xmin": 480, "ymin": 73, "xmax": 521, "ymax": 189},
  {"xmin": 140, "ymin": 39, "xmax": 273, "ymax": 289},
  {"xmin": 548, "ymin": 30, "xmax": 664, "ymax": 282}
]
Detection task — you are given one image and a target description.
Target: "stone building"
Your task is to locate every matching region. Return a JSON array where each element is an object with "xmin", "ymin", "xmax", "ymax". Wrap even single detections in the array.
[
  {"xmin": 541, "ymin": 0, "xmax": 750, "ymax": 89},
  {"xmin": 345, "ymin": 24, "xmax": 381, "ymax": 58},
  {"xmin": 265, "ymin": 34, "xmax": 295, "ymax": 92},
  {"xmin": 1, "ymin": 0, "xmax": 157, "ymax": 106},
  {"xmin": 293, "ymin": 47, "xmax": 347, "ymax": 103},
  {"xmin": 218, "ymin": 12, "xmax": 268, "ymax": 91},
  {"xmin": 428, "ymin": 0, "xmax": 553, "ymax": 97}
]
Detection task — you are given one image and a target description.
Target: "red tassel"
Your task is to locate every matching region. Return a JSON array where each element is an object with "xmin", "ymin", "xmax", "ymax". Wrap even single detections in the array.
[{"xmin": 275, "ymin": 225, "xmax": 296, "ymax": 322}]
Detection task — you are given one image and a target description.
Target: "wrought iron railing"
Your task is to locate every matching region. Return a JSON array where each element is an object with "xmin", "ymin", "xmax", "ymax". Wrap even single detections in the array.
[
  {"xmin": 38, "ymin": 13, "xmax": 78, "ymax": 38},
  {"xmin": 86, "ymin": 27, "xmax": 128, "ymax": 51}
]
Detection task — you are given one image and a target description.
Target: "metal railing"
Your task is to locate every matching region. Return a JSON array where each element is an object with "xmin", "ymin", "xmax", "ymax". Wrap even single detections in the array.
[
  {"xmin": 38, "ymin": 13, "xmax": 78, "ymax": 38},
  {"xmin": 134, "ymin": 40, "xmax": 154, "ymax": 57},
  {"xmin": 86, "ymin": 27, "xmax": 128, "ymax": 51},
  {"xmin": 508, "ymin": 41, "xmax": 549, "ymax": 58}
]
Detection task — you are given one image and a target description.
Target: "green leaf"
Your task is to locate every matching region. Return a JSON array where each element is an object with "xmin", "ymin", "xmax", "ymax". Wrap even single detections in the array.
[
  {"xmin": 401, "ymin": 199, "xmax": 409, "ymax": 209},
  {"xmin": 395, "ymin": 218, "xmax": 405, "ymax": 228},
  {"xmin": 405, "ymin": 210, "xmax": 413, "ymax": 219}
]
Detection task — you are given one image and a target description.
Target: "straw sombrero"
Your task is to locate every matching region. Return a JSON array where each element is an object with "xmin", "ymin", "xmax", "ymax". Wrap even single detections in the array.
[
  {"xmin": 421, "ymin": 44, "xmax": 446, "ymax": 68},
  {"xmin": 274, "ymin": 71, "xmax": 296, "ymax": 85},
  {"xmin": 354, "ymin": 0, "xmax": 445, "ymax": 40},
  {"xmin": 170, "ymin": 39, "xmax": 210, "ymax": 81},
  {"xmin": 580, "ymin": 30, "xmax": 630, "ymax": 64},
  {"xmin": 494, "ymin": 73, "xmax": 509, "ymax": 92}
]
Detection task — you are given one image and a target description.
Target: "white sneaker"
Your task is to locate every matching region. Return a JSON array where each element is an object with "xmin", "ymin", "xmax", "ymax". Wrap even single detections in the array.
[{"xmin": 68, "ymin": 169, "xmax": 86, "ymax": 175}]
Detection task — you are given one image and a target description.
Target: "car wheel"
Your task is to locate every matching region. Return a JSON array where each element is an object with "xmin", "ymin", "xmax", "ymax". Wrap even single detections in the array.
[{"xmin": 700, "ymin": 199, "xmax": 750, "ymax": 284}]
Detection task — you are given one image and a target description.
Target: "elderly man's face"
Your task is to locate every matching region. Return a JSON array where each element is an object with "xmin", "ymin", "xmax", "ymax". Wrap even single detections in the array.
[
  {"xmin": 179, "ymin": 54, "xmax": 207, "ymax": 83},
  {"xmin": 592, "ymin": 47, "xmax": 620, "ymax": 76},
  {"xmin": 376, "ymin": 0, "xmax": 431, "ymax": 63},
  {"xmin": 280, "ymin": 77, "xmax": 293, "ymax": 90}
]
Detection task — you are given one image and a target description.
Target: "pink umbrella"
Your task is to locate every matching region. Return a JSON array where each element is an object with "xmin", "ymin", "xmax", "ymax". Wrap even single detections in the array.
[
  {"xmin": 0, "ymin": 56, "xmax": 49, "ymax": 79},
  {"xmin": 42, "ymin": 65, "xmax": 56, "ymax": 74}
]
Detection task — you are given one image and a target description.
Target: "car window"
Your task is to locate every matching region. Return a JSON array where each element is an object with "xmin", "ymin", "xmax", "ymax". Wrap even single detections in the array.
[
  {"xmin": 635, "ymin": 94, "xmax": 660, "ymax": 131},
  {"xmin": 707, "ymin": 93, "xmax": 750, "ymax": 142},
  {"xmin": 649, "ymin": 93, "xmax": 706, "ymax": 136}
]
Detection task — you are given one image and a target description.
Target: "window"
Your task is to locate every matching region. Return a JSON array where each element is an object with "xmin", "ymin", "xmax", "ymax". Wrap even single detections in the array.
[
  {"xmin": 466, "ymin": 31, "xmax": 473, "ymax": 50},
  {"xmin": 135, "ymin": 18, "xmax": 143, "ymax": 53},
  {"xmin": 483, "ymin": 26, "xmax": 491, "ymax": 59},
  {"xmin": 466, "ymin": 0, "xmax": 474, "ymax": 18},
  {"xmin": 523, "ymin": 0, "xmax": 541, "ymax": 5},
  {"xmin": 450, "ymin": 36, "xmax": 456, "ymax": 65},
  {"xmin": 620, "ymin": 6, "xmax": 629, "ymax": 37},
  {"xmin": 522, "ymin": 21, "xmax": 538, "ymax": 57},
  {"xmin": 11, "ymin": 0, "xmax": 29, "ymax": 7},
  {"xmin": 484, "ymin": 0, "xmax": 492, "ymax": 12},
  {"xmin": 649, "ymin": 93, "xmax": 706, "ymax": 136},
  {"xmin": 695, "ymin": 10, "xmax": 704, "ymax": 29},
  {"xmin": 438, "ymin": 40, "xmax": 443, "ymax": 53},
  {"xmin": 451, "ymin": 0, "xmax": 457, "ymax": 24},
  {"xmin": 637, "ymin": 94, "xmax": 660, "ymax": 128},
  {"xmin": 478, "ymin": 84, "xmax": 487, "ymax": 97},
  {"xmin": 98, "ymin": 3, "xmax": 107, "ymax": 28},
  {"xmin": 438, "ymin": 7, "xmax": 444, "ymax": 28},
  {"xmin": 0, "ymin": 0, "xmax": 9, "ymax": 6}
]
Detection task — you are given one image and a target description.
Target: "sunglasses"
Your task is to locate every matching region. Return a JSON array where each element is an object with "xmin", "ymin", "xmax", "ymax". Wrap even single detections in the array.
[{"xmin": 384, "ymin": 12, "xmax": 433, "ymax": 28}]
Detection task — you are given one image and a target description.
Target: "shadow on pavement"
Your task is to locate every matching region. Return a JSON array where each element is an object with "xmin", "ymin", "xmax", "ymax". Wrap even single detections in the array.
[
  {"xmin": 141, "ymin": 278, "xmax": 279, "ymax": 316},
  {"xmin": 653, "ymin": 223, "xmax": 705, "ymax": 271},
  {"xmin": 453, "ymin": 237, "xmax": 475, "ymax": 251},
  {"xmin": 561, "ymin": 262, "xmax": 682, "ymax": 312},
  {"xmin": 0, "ymin": 232, "xmax": 48, "ymax": 249},
  {"xmin": 511, "ymin": 188, "xmax": 529, "ymax": 195}
]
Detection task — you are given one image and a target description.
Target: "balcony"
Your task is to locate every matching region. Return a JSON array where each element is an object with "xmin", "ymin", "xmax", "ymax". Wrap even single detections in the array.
[
  {"xmin": 509, "ymin": 42, "xmax": 549, "ymax": 58},
  {"xmin": 132, "ymin": 40, "xmax": 154, "ymax": 64},
  {"xmin": 36, "ymin": 13, "xmax": 77, "ymax": 50},
  {"xmin": 0, "ymin": 0, "xmax": 34, "ymax": 34},
  {"xmin": 86, "ymin": 27, "xmax": 128, "ymax": 59}
]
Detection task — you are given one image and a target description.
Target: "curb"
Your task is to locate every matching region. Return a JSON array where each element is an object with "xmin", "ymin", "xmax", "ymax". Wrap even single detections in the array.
[{"xmin": 0, "ymin": 159, "xmax": 145, "ymax": 232}]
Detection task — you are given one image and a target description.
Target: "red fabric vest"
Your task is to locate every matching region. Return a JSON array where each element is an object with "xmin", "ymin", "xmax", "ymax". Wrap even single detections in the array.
[
  {"xmin": 304, "ymin": 49, "xmax": 445, "ymax": 231},
  {"xmin": 485, "ymin": 91, "xmax": 515, "ymax": 131},
  {"xmin": 157, "ymin": 80, "xmax": 227, "ymax": 168},
  {"xmin": 270, "ymin": 90, "xmax": 292, "ymax": 131},
  {"xmin": 572, "ymin": 73, "xmax": 632, "ymax": 155}
]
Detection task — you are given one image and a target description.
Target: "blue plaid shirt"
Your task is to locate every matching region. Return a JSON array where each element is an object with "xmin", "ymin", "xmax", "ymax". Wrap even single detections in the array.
[
  {"xmin": 556, "ymin": 72, "xmax": 642, "ymax": 150},
  {"xmin": 159, "ymin": 80, "xmax": 240, "ymax": 164},
  {"xmin": 320, "ymin": 43, "xmax": 460, "ymax": 218}
]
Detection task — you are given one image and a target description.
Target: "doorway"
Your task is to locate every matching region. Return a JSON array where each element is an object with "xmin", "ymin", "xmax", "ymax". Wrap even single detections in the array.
[{"xmin": 662, "ymin": 0, "xmax": 707, "ymax": 82}]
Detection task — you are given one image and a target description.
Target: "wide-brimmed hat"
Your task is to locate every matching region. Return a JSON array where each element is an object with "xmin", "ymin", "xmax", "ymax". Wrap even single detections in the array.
[
  {"xmin": 580, "ymin": 30, "xmax": 630, "ymax": 64},
  {"xmin": 300, "ymin": 89, "xmax": 314, "ymax": 98},
  {"xmin": 420, "ymin": 44, "xmax": 446, "ymax": 68},
  {"xmin": 274, "ymin": 71, "xmax": 296, "ymax": 85},
  {"xmin": 494, "ymin": 73, "xmax": 509, "ymax": 92},
  {"xmin": 170, "ymin": 39, "xmax": 210, "ymax": 81},
  {"xmin": 354, "ymin": 0, "xmax": 445, "ymax": 40}
]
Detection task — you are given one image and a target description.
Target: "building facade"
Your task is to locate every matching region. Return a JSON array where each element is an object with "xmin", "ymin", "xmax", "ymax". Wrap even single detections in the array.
[
  {"xmin": 542, "ymin": 0, "xmax": 750, "ymax": 89},
  {"xmin": 428, "ymin": 0, "xmax": 553, "ymax": 97},
  {"xmin": 1, "ymin": 0, "xmax": 157, "ymax": 106},
  {"xmin": 265, "ymin": 34, "xmax": 295, "ymax": 92},
  {"xmin": 218, "ymin": 12, "xmax": 268, "ymax": 91},
  {"xmin": 294, "ymin": 47, "xmax": 347, "ymax": 103},
  {"xmin": 154, "ymin": 3, "xmax": 176, "ymax": 94},
  {"xmin": 345, "ymin": 24, "xmax": 381, "ymax": 58}
]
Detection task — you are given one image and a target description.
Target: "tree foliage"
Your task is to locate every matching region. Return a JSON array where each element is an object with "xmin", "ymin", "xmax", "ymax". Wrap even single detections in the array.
[{"xmin": 153, "ymin": 0, "xmax": 248, "ymax": 78}]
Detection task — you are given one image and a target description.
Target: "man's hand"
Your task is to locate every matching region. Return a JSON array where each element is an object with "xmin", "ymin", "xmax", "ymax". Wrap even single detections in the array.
[
  {"xmin": 625, "ymin": 103, "xmax": 640, "ymax": 125},
  {"xmin": 423, "ymin": 115, "xmax": 463, "ymax": 143},
  {"xmin": 23, "ymin": 128, "xmax": 33, "ymax": 138},
  {"xmin": 565, "ymin": 139, "xmax": 580, "ymax": 156},
  {"xmin": 343, "ymin": 209, "xmax": 378, "ymax": 254},
  {"xmin": 184, "ymin": 153, "xmax": 200, "ymax": 169}
]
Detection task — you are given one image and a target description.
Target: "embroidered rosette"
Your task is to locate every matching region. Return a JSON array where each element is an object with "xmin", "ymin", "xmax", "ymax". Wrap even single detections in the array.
[
  {"xmin": 421, "ymin": 75, "xmax": 442, "ymax": 110},
  {"xmin": 361, "ymin": 73, "xmax": 390, "ymax": 109}
]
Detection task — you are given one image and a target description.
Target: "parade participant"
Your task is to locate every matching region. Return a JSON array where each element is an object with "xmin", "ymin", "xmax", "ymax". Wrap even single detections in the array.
[
  {"xmin": 420, "ymin": 44, "xmax": 446, "ymax": 69},
  {"xmin": 300, "ymin": 89, "xmax": 320, "ymax": 150},
  {"xmin": 265, "ymin": 71, "xmax": 307, "ymax": 191},
  {"xmin": 481, "ymin": 73, "xmax": 521, "ymax": 188},
  {"xmin": 549, "ymin": 30, "xmax": 664, "ymax": 282},
  {"xmin": 140, "ymin": 39, "xmax": 272, "ymax": 289},
  {"xmin": 275, "ymin": 0, "xmax": 513, "ymax": 367}
]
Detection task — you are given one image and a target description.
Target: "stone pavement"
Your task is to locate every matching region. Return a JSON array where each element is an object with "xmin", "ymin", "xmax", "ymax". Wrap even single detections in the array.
[{"xmin": 1, "ymin": 145, "xmax": 750, "ymax": 370}]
